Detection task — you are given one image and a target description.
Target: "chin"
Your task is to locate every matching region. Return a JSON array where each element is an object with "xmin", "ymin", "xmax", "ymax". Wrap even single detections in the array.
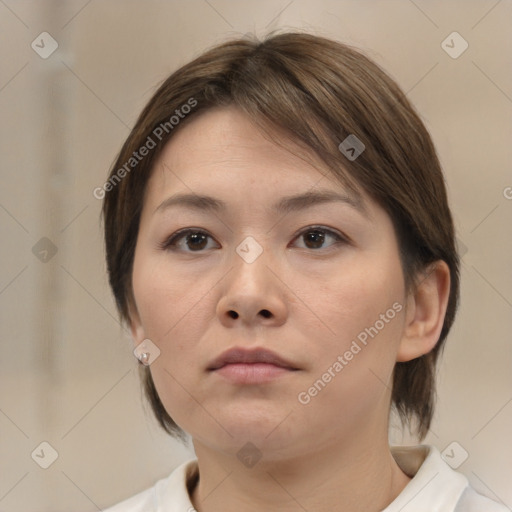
[{"xmin": 221, "ymin": 413, "xmax": 300, "ymax": 451}]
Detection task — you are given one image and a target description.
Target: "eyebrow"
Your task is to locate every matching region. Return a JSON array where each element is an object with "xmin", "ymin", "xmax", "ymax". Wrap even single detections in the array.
[{"xmin": 154, "ymin": 189, "xmax": 370, "ymax": 220}]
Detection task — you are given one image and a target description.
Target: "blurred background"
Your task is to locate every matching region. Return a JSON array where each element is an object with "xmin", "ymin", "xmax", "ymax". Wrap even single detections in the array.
[{"xmin": 0, "ymin": 0, "xmax": 511, "ymax": 510}]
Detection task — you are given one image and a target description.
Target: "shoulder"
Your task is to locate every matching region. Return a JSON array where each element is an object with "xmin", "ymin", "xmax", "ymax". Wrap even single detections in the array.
[
  {"xmin": 102, "ymin": 486, "xmax": 156, "ymax": 512},
  {"xmin": 102, "ymin": 458, "xmax": 198, "ymax": 512},
  {"xmin": 455, "ymin": 486, "xmax": 510, "ymax": 512},
  {"xmin": 386, "ymin": 445, "xmax": 508, "ymax": 512}
]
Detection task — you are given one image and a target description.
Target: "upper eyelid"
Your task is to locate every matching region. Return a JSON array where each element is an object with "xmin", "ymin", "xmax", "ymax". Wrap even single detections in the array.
[{"xmin": 294, "ymin": 225, "xmax": 347, "ymax": 239}]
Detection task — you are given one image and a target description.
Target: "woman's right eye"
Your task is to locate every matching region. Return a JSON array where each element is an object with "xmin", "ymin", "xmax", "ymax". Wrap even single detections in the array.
[{"xmin": 160, "ymin": 229, "xmax": 218, "ymax": 252}]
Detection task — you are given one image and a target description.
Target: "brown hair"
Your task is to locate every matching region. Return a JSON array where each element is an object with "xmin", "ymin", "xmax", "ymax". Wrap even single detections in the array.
[{"xmin": 102, "ymin": 31, "xmax": 460, "ymax": 442}]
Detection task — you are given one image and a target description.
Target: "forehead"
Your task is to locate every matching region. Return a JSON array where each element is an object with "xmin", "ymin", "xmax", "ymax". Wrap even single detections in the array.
[
  {"xmin": 154, "ymin": 106, "xmax": 327, "ymax": 179},
  {"xmin": 142, "ymin": 105, "xmax": 374, "ymax": 220}
]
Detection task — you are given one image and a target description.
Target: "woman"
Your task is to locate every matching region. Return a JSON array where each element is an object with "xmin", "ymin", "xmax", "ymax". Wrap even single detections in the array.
[{"xmin": 101, "ymin": 31, "xmax": 507, "ymax": 511}]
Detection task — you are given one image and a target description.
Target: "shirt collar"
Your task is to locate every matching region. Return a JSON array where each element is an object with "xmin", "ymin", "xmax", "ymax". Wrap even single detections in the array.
[
  {"xmin": 382, "ymin": 444, "xmax": 469, "ymax": 511},
  {"xmin": 157, "ymin": 445, "xmax": 469, "ymax": 512}
]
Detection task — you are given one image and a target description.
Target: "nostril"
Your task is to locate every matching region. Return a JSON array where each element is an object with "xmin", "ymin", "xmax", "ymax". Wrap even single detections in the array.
[
  {"xmin": 228, "ymin": 310, "xmax": 239, "ymax": 319},
  {"xmin": 260, "ymin": 309, "xmax": 271, "ymax": 318}
]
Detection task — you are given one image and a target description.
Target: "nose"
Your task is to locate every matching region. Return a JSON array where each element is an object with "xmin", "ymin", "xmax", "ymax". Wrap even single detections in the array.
[{"xmin": 216, "ymin": 248, "xmax": 288, "ymax": 328}]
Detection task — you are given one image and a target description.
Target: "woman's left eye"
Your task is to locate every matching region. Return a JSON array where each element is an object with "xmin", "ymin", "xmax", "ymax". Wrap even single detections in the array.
[{"xmin": 293, "ymin": 227, "xmax": 347, "ymax": 250}]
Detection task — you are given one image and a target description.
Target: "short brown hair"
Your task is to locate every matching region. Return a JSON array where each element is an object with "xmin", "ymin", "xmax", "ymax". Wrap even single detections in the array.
[{"xmin": 102, "ymin": 31, "xmax": 460, "ymax": 441}]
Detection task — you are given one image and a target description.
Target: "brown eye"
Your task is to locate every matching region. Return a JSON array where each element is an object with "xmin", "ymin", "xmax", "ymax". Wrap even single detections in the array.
[
  {"xmin": 303, "ymin": 229, "xmax": 326, "ymax": 249},
  {"xmin": 184, "ymin": 232, "xmax": 209, "ymax": 250},
  {"xmin": 294, "ymin": 227, "xmax": 347, "ymax": 250},
  {"xmin": 161, "ymin": 229, "xmax": 217, "ymax": 252}
]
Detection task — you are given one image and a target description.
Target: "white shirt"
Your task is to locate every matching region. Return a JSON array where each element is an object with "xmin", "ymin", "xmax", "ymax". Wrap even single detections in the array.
[{"xmin": 103, "ymin": 444, "xmax": 508, "ymax": 511}]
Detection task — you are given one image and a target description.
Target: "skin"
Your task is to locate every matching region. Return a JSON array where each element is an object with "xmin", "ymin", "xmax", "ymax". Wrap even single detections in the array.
[{"xmin": 129, "ymin": 105, "xmax": 451, "ymax": 512}]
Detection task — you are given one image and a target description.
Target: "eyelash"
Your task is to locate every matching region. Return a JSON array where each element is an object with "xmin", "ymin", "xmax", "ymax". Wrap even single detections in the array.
[{"xmin": 159, "ymin": 226, "xmax": 349, "ymax": 253}]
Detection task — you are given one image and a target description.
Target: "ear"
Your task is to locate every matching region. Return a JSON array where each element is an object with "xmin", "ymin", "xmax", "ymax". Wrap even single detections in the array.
[
  {"xmin": 128, "ymin": 300, "xmax": 146, "ymax": 348},
  {"xmin": 397, "ymin": 260, "xmax": 451, "ymax": 362}
]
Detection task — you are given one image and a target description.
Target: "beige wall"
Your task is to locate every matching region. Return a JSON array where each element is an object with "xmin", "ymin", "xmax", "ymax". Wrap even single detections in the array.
[{"xmin": 0, "ymin": 1, "xmax": 511, "ymax": 510}]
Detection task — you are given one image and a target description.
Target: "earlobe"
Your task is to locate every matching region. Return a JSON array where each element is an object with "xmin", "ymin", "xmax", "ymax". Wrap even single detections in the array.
[{"xmin": 397, "ymin": 261, "xmax": 451, "ymax": 362}]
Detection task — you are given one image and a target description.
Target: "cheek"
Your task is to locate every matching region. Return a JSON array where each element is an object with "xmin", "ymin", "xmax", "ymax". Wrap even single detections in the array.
[
  {"xmin": 132, "ymin": 248, "xmax": 208, "ymax": 342},
  {"xmin": 297, "ymin": 298, "xmax": 405, "ymax": 434},
  {"xmin": 309, "ymin": 253, "xmax": 405, "ymax": 347},
  {"xmin": 299, "ymin": 253, "xmax": 406, "ymax": 416},
  {"xmin": 131, "ymin": 248, "xmax": 215, "ymax": 371},
  {"xmin": 132, "ymin": 256, "xmax": 215, "ymax": 431}
]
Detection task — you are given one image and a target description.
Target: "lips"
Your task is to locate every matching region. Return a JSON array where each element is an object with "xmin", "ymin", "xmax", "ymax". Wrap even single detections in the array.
[
  {"xmin": 207, "ymin": 347, "xmax": 299, "ymax": 385},
  {"xmin": 207, "ymin": 347, "xmax": 298, "ymax": 371}
]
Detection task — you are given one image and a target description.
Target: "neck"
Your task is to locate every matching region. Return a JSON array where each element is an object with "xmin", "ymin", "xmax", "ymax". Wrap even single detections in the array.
[{"xmin": 190, "ymin": 433, "xmax": 411, "ymax": 512}]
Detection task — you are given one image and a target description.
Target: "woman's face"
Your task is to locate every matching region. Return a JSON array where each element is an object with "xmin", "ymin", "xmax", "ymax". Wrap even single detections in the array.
[{"xmin": 130, "ymin": 106, "xmax": 410, "ymax": 459}]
